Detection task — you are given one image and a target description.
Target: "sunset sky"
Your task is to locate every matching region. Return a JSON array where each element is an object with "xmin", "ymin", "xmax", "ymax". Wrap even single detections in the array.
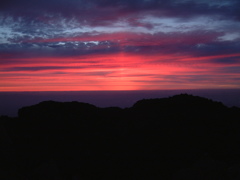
[{"xmin": 0, "ymin": 0, "xmax": 240, "ymax": 91}]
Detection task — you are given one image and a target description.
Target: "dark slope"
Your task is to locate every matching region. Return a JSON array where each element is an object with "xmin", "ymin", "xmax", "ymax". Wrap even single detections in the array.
[{"xmin": 1, "ymin": 94, "xmax": 240, "ymax": 180}]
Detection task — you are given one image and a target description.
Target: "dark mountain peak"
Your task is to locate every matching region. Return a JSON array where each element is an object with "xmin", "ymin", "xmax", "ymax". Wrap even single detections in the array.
[
  {"xmin": 132, "ymin": 93, "xmax": 226, "ymax": 111},
  {"xmin": 18, "ymin": 100, "xmax": 97, "ymax": 120}
]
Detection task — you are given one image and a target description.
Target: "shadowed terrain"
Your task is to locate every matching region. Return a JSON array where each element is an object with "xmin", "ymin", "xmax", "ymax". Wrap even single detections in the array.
[{"xmin": 1, "ymin": 94, "xmax": 240, "ymax": 179}]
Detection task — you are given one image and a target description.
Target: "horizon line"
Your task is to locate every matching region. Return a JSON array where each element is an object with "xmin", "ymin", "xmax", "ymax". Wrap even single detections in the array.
[{"xmin": 1, "ymin": 88, "xmax": 240, "ymax": 93}]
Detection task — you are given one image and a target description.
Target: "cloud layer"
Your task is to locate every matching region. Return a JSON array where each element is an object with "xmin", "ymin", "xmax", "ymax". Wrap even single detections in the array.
[{"xmin": 0, "ymin": 0, "xmax": 240, "ymax": 90}]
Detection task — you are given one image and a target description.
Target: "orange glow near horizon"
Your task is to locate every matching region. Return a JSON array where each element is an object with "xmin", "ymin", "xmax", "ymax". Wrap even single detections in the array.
[
  {"xmin": 1, "ymin": 52, "xmax": 240, "ymax": 91},
  {"xmin": 1, "ymin": 0, "xmax": 240, "ymax": 92}
]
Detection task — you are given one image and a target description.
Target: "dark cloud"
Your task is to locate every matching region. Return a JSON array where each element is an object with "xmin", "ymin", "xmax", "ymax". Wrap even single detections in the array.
[
  {"xmin": 1, "ymin": 30, "xmax": 239, "ymax": 64},
  {"xmin": 0, "ymin": 0, "xmax": 239, "ymax": 21},
  {"xmin": 2, "ymin": 64, "xmax": 118, "ymax": 72},
  {"xmin": 4, "ymin": 66, "xmax": 76, "ymax": 71},
  {"xmin": 191, "ymin": 41, "xmax": 240, "ymax": 57},
  {"xmin": 217, "ymin": 66, "xmax": 240, "ymax": 74},
  {"xmin": 211, "ymin": 57, "xmax": 240, "ymax": 64},
  {"xmin": 1, "ymin": 0, "xmax": 239, "ymax": 46},
  {"xmin": 0, "ymin": 41, "xmax": 121, "ymax": 60},
  {"xmin": 121, "ymin": 31, "xmax": 240, "ymax": 57}
]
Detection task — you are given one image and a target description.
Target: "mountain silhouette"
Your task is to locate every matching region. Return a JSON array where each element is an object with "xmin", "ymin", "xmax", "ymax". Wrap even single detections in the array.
[{"xmin": 1, "ymin": 94, "xmax": 240, "ymax": 179}]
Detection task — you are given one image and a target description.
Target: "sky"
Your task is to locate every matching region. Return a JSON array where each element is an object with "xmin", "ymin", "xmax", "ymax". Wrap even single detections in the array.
[{"xmin": 0, "ymin": 0, "xmax": 240, "ymax": 91}]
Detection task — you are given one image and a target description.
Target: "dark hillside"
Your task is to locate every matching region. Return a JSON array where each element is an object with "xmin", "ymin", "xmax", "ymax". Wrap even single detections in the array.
[{"xmin": 1, "ymin": 94, "xmax": 240, "ymax": 180}]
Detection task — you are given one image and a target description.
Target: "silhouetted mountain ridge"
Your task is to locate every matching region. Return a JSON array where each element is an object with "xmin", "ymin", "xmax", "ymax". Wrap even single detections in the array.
[
  {"xmin": 18, "ymin": 100, "xmax": 98, "ymax": 120},
  {"xmin": 133, "ymin": 93, "xmax": 226, "ymax": 111},
  {"xmin": 1, "ymin": 94, "xmax": 240, "ymax": 180}
]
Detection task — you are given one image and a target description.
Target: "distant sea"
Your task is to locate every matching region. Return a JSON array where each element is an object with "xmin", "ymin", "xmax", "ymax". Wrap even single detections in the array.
[{"xmin": 0, "ymin": 89, "xmax": 240, "ymax": 117}]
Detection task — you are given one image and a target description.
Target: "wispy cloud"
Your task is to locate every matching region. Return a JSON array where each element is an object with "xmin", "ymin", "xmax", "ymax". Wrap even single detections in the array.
[{"xmin": 0, "ymin": 0, "xmax": 240, "ymax": 90}]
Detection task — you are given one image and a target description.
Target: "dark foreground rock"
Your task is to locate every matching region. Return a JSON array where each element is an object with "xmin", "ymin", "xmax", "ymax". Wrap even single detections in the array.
[{"xmin": 1, "ymin": 94, "xmax": 240, "ymax": 180}]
